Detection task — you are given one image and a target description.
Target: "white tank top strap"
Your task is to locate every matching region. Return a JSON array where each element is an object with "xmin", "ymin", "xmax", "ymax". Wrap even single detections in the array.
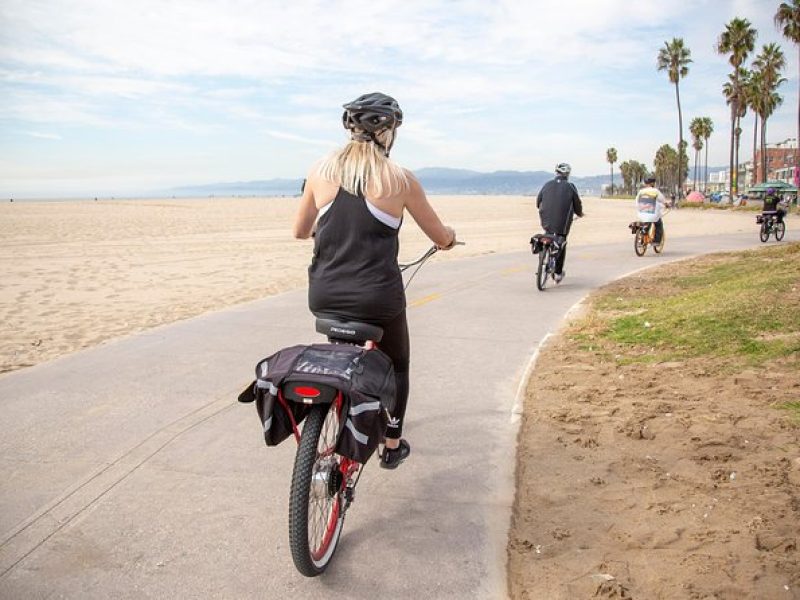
[
  {"xmin": 317, "ymin": 195, "xmax": 401, "ymax": 229},
  {"xmin": 364, "ymin": 198, "xmax": 401, "ymax": 229}
]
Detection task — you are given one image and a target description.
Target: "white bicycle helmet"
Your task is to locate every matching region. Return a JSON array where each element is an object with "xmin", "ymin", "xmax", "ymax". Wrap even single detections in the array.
[{"xmin": 555, "ymin": 163, "xmax": 571, "ymax": 176}]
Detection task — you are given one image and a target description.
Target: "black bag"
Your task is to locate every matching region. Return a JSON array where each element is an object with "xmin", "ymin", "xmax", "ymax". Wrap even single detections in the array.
[
  {"xmin": 530, "ymin": 233, "xmax": 562, "ymax": 254},
  {"xmin": 239, "ymin": 343, "xmax": 396, "ymax": 463}
]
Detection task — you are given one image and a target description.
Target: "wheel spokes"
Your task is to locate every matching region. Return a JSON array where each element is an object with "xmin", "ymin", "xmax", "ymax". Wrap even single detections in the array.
[{"xmin": 308, "ymin": 406, "xmax": 343, "ymax": 559}]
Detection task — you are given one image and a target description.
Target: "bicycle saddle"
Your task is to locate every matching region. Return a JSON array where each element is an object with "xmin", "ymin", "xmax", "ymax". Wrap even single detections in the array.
[
  {"xmin": 314, "ymin": 315, "xmax": 384, "ymax": 344},
  {"xmin": 531, "ymin": 233, "xmax": 560, "ymax": 244}
]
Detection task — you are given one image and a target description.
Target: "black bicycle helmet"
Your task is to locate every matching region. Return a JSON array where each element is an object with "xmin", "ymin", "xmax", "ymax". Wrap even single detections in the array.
[
  {"xmin": 342, "ymin": 92, "xmax": 403, "ymax": 134},
  {"xmin": 644, "ymin": 175, "xmax": 656, "ymax": 185}
]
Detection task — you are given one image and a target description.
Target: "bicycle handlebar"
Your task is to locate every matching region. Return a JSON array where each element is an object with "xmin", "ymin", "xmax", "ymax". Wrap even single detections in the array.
[
  {"xmin": 399, "ymin": 242, "xmax": 464, "ymax": 289},
  {"xmin": 399, "ymin": 241, "xmax": 465, "ymax": 272}
]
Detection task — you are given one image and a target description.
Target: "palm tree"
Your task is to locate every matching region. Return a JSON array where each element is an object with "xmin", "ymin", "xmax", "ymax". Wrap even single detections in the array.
[
  {"xmin": 775, "ymin": 1, "xmax": 800, "ymax": 181},
  {"xmin": 723, "ymin": 69, "xmax": 750, "ymax": 194},
  {"xmin": 717, "ymin": 18, "xmax": 757, "ymax": 196},
  {"xmin": 654, "ymin": 144, "xmax": 686, "ymax": 194},
  {"xmin": 654, "ymin": 144, "xmax": 678, "ymax": 191},
  {"xmin": 606, "ymin": 147, "xmax": 618, "ymax": 196},
  {"xmin": 689, "ymin": 117, "xmax": 704, "ymax": 190},
  {"xmin": 632, "ymin": 161, "xmax": 649, "ymax": 191},
  {"xmin": 752, "ymin": 43, "xmax": 787, "ymax": 183},
  {"xmin": 657, "ymin": 38, "xmax": 692, "ymax": 198},
  {"xmin": 619, "ymin": 160, "xmax": 632, "ymax": 194},
  {"xmin": 745, "ymin": 70, "xmax": 762, "ymax": 186},
  {"xmin": 700, "ymin": 117, "xmax": 714, "ymax": 193}
]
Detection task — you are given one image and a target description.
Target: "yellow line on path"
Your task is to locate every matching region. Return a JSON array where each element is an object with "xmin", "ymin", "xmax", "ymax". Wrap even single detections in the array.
[
  {"xmin": 501, "ymin": 265, "xmax": 529, "ymax": 274},
  {"xmin": 409, "ymin": 292, "xmax": 442, "ymax": 307}
]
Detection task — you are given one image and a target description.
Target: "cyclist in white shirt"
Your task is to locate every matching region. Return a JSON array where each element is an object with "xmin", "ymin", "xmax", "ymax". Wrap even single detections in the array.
[{"xmin": 635, "ymin": 176, "xmax": 667, "ymax": 244}]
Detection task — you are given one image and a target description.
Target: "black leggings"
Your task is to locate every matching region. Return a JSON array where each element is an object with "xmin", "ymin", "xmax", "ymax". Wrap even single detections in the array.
[
  {"xmin": 316, "ymin": 308, "xmax": 410, "ymax": 439},
  {"xmin": 376, "ymin": 310, "xmax": 410, "ymax": 440}
]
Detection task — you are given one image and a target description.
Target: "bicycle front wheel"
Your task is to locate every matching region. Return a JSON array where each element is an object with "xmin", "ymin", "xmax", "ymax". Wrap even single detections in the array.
[
  {"xmin": 759, "ymin": 223, "xmax": 769, "ymax": 243},
  {"xmin": 634, "ymin": 230, "xmax": 647, "ymax": 256},
  {"xmin": 536, "ymin": 246, "xmax": 550, "ymax": 290},
  {"xmin": 289, "ymin": 403, "xmax": 347, "ymax": 577},
  {"xmin": 653, "ymin": 230, "xmax": 666, "ymax": 254},
  {"xmin": 775, "ymin": 221, "xmax": 786, "ymax": 241}
]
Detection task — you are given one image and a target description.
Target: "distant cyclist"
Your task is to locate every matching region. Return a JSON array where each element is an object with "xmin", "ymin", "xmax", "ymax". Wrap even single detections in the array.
[
  {"xmin": 761, "ymin": 187, "xmax": 786, "ymax": 224},
  {"xmin": 536, "ymin": 163, "xmax": 583, "ymax": 283},
  {"xmin": 635, "ymin": 176, "xmax": 667, "ymax": 244},
  {"xmin": 293, "ymin": 92, "xmax": 456, "ymax": 470}
]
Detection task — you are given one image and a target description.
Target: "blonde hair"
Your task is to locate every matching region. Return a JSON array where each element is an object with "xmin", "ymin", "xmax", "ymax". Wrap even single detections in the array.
[{"xmin": 317, "ymin": 130, "xmax": 410, "ymax": 198}]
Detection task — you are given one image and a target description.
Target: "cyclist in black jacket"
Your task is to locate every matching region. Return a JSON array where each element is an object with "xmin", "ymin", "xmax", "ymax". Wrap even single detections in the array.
[
  {"xmin": 762, "ymin": 187, "xmax": 786, "ymax": 224},
  {"xmin": 536, "ymin": 163, "xmax": 583, "ymax": 282}
]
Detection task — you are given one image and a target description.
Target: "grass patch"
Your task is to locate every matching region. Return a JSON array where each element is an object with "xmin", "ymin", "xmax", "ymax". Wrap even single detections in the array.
[
  {"xmin": 583, "ymin": 243, "xmax": 800, "ymax": 364},
  {"xmin": 780, "ymin": 401, "xmax": 800, "ymax": 420}
]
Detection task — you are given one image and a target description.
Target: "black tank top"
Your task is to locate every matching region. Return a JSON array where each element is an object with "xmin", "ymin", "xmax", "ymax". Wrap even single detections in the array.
[{"xmin": 308, "ymin": 187, "xmax": 405, "ymax": 323}]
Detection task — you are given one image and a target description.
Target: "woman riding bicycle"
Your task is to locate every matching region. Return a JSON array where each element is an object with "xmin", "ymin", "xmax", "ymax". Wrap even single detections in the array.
[{"xmin": 293, "ymin": 92, "xmax": 456, "ymax": 470}]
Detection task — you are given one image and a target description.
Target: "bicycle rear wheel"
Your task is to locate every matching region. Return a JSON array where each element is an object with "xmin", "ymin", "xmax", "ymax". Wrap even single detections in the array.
[
  {"xmin": 289, "ymin": 403, "xmax": 348, "ymax": 576},
  {"xmin": 634, "ymin": 229, "xmax": 647, "ymax": 256},
  {"xmin": 536, "ymin": 246, "xmax": 550, "ymax": 290},
  {"xmin": 759, "ymin": 223, "xmax": 769, "ymax": 243},
  {"xmin": 775, "ymin": 221, "xmax": 786, "ymax": 241}
]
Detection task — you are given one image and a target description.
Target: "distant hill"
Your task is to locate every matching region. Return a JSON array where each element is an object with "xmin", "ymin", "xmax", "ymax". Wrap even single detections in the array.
[
  {"xmin": 167, "ymin": 178, "xmax": 304, "ymax": 197},
  {"xmin": 164, "ymin": 166, "xmax": 728, "ymax": 197}
]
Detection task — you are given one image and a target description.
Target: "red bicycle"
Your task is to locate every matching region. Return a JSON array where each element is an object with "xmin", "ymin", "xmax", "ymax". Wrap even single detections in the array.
[
  {"xmin": 283, "ymin": 314, "xmax": 385, "ymax": 576},
  {"xmin": 253, "ymin": 244, "xmax": 453, "ymax": 577}
]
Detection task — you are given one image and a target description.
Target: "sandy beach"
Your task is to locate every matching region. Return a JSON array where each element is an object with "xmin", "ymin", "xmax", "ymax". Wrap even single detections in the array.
[{"xmin": 0, "ymin": 196, "xmax": 759, "ymax": 375}]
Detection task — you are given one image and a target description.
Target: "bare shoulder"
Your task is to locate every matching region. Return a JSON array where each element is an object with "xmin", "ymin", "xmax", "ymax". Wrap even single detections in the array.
[
  {"xmin": 400, "ymin": 169, "xmax": 425, "ymax": 201},
  {"xmin": 307, "ymin": 167, "xmax": 339, "ymax": 207}
]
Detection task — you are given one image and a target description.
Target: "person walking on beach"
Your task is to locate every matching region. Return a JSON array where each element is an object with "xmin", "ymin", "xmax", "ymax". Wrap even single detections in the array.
[
  {"xmin": 635, "ymin": 176, "xmax": 667, "ymax": 244},
  {"xmin": 293, "ymin": 92, "xmax": 456, "ymax": 469},
  {"xmin": 536, "ymin": 163, "xmax": 583, "ymax": 283}
]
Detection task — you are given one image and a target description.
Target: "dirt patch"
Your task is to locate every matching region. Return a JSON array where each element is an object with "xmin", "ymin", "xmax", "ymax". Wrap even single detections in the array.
[{"xmin": 508, "ymin": 258, "xmax": 800, "ymax": 599}]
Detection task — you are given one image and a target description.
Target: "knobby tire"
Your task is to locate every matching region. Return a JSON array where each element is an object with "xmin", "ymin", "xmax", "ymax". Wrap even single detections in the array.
[{"xmin": 289, "ymin": 403, "xmax": 346, "ymax": 577}]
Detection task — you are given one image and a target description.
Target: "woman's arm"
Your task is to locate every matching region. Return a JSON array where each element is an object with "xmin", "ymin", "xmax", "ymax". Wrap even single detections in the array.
[
  {"xmin": 402, "ymin": 173, "xmax": 456, "ymax": 249},
  {"xmin": 293, "ymin": 173, "xmax": 320, "ymax": 239}
]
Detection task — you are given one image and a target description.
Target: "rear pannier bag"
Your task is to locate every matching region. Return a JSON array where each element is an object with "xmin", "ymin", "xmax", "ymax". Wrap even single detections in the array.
[{"xmin": 239, "ymin": 343, "xmax": 396, "ymax": 463}]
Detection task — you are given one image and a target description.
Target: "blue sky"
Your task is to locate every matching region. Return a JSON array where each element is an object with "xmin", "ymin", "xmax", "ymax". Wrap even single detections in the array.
[{"xmin": 0, "ymin": 0, "xmax": 794, "ymax": 198}]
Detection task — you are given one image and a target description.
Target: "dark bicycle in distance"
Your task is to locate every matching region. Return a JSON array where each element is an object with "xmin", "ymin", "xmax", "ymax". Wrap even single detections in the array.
[{"xmin": 756, "ymin": 212, "xmax": 786, "ymax": 243}]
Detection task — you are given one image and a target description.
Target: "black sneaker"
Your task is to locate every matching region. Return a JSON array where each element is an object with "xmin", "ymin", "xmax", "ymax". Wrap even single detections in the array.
[{"xmin": 380, "ymin": 439, "xmax": 411, "ymax": 470}]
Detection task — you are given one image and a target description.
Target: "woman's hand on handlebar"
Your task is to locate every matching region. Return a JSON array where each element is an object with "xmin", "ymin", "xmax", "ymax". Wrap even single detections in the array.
[{"xmin": 436, "ymin": 226, "xmax": 457, "ymax": 251}]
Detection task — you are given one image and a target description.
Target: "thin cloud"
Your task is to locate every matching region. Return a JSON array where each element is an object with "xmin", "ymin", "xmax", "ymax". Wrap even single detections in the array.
[
  {"xmin": 264, "ymin": 129, "xmax": 336, "ymax": 148},
  {"xmin": 24, "ymin": 131, "xmax": 62, "ymax": 140}
]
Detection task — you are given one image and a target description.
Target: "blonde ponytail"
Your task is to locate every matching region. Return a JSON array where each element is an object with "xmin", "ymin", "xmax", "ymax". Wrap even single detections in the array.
[{"xmin": 317, "ymin": 131, "xmax": 409, "ymax": 198}]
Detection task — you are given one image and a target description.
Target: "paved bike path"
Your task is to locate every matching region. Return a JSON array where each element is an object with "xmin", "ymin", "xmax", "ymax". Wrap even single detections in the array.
[{"xmin": 0, "ymin": 231, "xmax": 794, "ymax": 599}]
